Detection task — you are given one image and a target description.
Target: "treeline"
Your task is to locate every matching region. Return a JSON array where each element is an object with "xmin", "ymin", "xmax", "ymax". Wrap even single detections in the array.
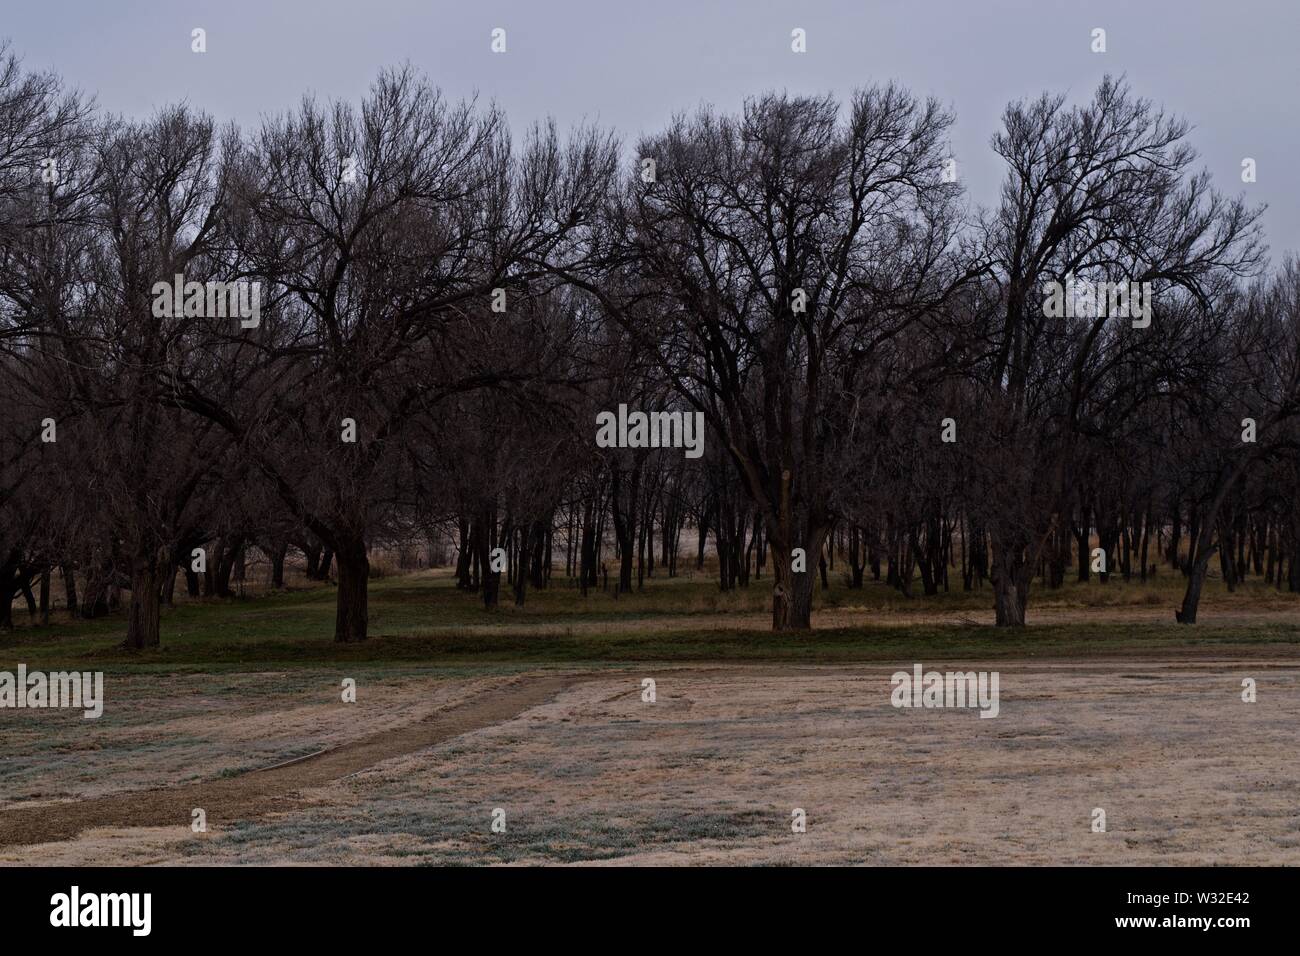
[{"xmin": 1, "ymin": 43, "xmax": 1297, "ymax": 646}]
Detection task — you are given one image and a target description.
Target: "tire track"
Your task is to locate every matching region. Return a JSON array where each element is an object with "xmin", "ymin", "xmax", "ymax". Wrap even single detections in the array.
[{"xmin": 0, "ymin": 671, "xmax": 586, "ymax": 849}]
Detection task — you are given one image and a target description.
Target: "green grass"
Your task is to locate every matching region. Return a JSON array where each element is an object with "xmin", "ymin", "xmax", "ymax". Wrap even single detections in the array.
[{"xmin": 1, "ymin": 568, "xmax": 1297, "ymax": 673}]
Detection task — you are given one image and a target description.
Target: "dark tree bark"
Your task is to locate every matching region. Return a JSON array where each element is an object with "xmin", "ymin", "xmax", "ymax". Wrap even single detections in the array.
[
  {"xmin": 125, "ymin": 554, "xmax": 162, "ymax": 649},
  {"xmin": 332, "ymin": 537, "xmax": 370, "ymax": 643}
]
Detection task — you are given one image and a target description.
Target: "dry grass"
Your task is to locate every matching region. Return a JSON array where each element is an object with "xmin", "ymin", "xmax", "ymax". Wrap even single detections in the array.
[{"xmin": 6, "ymin": 658, "xmax": 1298, "ymax": 866}]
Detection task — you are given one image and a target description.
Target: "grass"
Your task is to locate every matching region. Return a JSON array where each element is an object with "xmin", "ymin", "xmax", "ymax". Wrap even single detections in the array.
[
  {"xmin": 191, "ymin": 803, "xmax": 775, "ymax": 866},
  {"xmin": 1, "ymin": 566, "xmax": 1297, "ymax": 673}
]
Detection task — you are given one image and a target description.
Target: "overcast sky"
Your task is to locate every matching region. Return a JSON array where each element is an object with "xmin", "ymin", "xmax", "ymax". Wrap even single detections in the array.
[{"xmin": 6, "ymin": 0, "xmax": 1297, "ymax": 254}]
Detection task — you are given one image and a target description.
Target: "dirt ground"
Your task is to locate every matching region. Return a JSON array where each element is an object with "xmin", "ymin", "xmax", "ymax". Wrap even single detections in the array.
[{"xmin": 2, "ymin": 653, "xmax": 1298, "ymax": 865}]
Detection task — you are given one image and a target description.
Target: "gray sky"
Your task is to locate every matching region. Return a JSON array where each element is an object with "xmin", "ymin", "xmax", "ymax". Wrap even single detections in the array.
[{"xmin": 7, "ymin": 0, "xmax": 1298, "ymax": 254}]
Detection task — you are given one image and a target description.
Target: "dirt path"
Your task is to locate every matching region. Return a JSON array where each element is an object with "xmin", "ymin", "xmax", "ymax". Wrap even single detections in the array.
[{"xmin": 0, "ymin": 671, "xmax": 586, "ymax": 848}]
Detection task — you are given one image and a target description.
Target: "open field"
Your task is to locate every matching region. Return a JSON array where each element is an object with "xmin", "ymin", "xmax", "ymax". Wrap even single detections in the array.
[{"xmin": 1, "ymin": 570, "xmax": 1298, "ymax": 865}]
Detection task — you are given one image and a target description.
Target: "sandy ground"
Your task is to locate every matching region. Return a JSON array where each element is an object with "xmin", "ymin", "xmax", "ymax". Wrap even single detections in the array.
[{"xmin": 2, "ymin": 655, "xmax": 1298, "ymax": 865}]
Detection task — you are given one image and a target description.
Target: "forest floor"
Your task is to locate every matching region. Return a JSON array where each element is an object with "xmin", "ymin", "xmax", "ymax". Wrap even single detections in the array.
[{"xmin": 1, "ymin": 569, "xmax": 1297, "ymax": 864}]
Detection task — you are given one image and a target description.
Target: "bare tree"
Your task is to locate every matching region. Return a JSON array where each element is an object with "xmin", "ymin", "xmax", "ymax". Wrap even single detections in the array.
[
  {"xmin": 974, "ymin": 75, "xmax": 1264, "ymax": 625},
  {"xmin": 556, "ymin": 85, "xmax": 968, "ymax": 629}
]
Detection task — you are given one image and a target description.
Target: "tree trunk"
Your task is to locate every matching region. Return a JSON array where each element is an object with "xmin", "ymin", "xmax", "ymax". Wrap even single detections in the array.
[
  {"xmin": 455, "ymin": 515, "xmax": 472, "ymax": 588},
  {"xmin": 770, "ymin": 524, "xmax": 827, "ymax": 630},
  {"xmin": 162, "ymin": 558, "xmax": 177, "ymax": 606},
  {"xmin": 39, "ymin": 570, "xmax": 50, "ymax": 625},
  {"xmin": 304, "ymin": 542, "xmax": 322, "ymax": 579},
  {"xmin": 1177, "ymin": 455, "xmax": 1256, "ymax": 623},
  {"xmin": 271, "ymin": 542, "xmax": 288, "ymax": 588},
  {"xmin": 847, "ymin": 524, "xmax": 865, "ymax": 588},
  {"xmin": 0, "ymin": 557, "xmax": 17, "ymax": 630},
  {"xmin": 991, "ymin": 541, "xmax": 1030, "ymax": 627},
  {"xmin": 1176, "ymin": 550, "xmax": 1212, "ymax": 624},
  {"xmin": 333, "ymin": 537, "xmax": 369, "ymax": 642},
  {"xmin": 16, "ymin": 574, "xmax": 35, "ymax": 617},
  {"xmin": 61, "ymin": 564, "xmax": 78, "ymax": 614},
  {"xmin": 696, "ymin": 505, "xmax": 711, "ymax": 570},
  {"xmin": 478, "ymin": 508, "xmax": 501, "ymax": 611},
  {"xmin": 125, "ymin": 555, "xmax": 162, "ymax": 649}
]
